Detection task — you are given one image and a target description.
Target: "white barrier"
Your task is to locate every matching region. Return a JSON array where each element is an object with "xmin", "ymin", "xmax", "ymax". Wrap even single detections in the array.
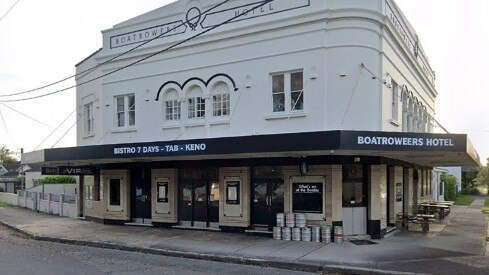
[{"xmin": 0, "ymin": 192, "xmax": 18, "ymax": 206}]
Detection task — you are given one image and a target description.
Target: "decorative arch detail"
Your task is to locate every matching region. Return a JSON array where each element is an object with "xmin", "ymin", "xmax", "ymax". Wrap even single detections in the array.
[{"xmin": 155, "ymin": 73, "xmax": 239, "ymax": 101}]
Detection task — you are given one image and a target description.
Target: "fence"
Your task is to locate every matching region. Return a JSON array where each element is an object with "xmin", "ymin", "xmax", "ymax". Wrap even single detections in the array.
[
  {"xmin": 0, "ymin": 192, "xmax": 18, "ymax": 205},
  {"xmin": 16, "ymin": 191, "xmax": 77, "ymax": 219}
]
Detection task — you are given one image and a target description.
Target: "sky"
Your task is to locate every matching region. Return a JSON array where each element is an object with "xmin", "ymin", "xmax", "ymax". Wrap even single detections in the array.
[{"xmin": 0, "ymin": 0, "xmax": 488, "ymax": 164}]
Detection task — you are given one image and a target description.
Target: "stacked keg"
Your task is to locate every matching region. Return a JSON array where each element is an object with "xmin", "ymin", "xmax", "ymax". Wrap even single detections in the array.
[
  {"xmin": 291, "ymin": 227, "xmax": 301, "ymax": 241},
  {"xmin": 321, "ymin": 226, "xmax": 331, "ymax": 244},
  {"xmin": 334, "ymin": 226, "xmax": 344, "ymax": 244},
  {"xmin": 311, "ymin": 226, "xmax": 321, "ymax": 243},
  {"xmin": 272, "ymin": 213, "xmax": 344, "ymax": 245},
  {"xmin": 281, "ymin": 227, "xmax": 291, "ymax": 240}
]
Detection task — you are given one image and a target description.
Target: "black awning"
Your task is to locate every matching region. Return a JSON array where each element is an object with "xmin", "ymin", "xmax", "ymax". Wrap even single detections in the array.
[{"xmin": 21, "ymin": 130, "xmax": 480, "ymax": 167}]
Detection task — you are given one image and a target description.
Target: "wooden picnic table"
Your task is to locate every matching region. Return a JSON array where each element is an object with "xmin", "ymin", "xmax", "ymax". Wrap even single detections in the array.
[
  {"xmin": 415, "ymin": 214, "xmax": 435, "ymax": 233},
  {"xmin": 420, "ymin": 203, "xmax": 451, "ymax": 219}
]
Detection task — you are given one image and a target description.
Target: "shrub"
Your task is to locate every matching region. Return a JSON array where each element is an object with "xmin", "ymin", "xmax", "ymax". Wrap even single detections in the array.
[
  {"xmin": 40, "ymin": 176, "xmax": 76, "ymax": 184},
  {"xmin": 442, "ymin": 174, "xmax": 457, "ymax": 201},
  {"xmin": 460, "ymin": 187, "xmax": 481, "ymax": 195}
]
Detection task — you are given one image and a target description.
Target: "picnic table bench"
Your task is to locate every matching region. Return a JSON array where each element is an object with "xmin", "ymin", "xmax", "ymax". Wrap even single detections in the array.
[{"xmin": 396, "ymin": 213, "xmax": 435, "ymax": 232}]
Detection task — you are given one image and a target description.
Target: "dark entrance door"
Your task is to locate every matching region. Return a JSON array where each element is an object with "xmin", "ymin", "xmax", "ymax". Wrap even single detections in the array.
[
  {"xmin": 131, "ymin": 166, "xmax": 152, "ymax": 223},
  {"xmin": 178, "ymin": 168, "xmax": 219, "ymax": 227},
  {"xmin": 252, "ymin": 180, "xmax": 284, "ymax": 229}
]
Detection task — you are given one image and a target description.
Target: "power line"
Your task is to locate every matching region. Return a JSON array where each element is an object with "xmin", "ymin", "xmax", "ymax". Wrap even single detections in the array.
[
  {"xmin": 34, "ymin": 109, "xmax": 76, "ymax": 151},
  {"xmin": 0, "ymin": 105, "xmax": 19, "ymax": 150},
  {"xmin": 0, "ymin": 0, "xmax": 232, "ymax": 99},
  {"xmin": 361, "ymin": 62, "xmax": 450, "ymax": 134},
  {"xmin": 341, "ymin": 65, "xmax": 364, "ymax": 126},
  {"xmin": 0, "ymin": 0, "xmax": 20, "ymax": 22},
  {"xmin": 0, "ymin": 0, "xmax": 274, "ymax": 103},
  {"xmin": 0, "ymin": 102, "xmax": 55, "ymax": 129},
  {"xmin": 51, "ymin": 112, "xmax": 84, "ymax": 148}
]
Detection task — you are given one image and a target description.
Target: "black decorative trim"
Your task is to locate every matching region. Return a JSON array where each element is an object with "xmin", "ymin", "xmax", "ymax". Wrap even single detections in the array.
[
  {"xmin": 152, "ymin": 222, "xmax": 175, "ymax": 228},
  {"xmin": 367, "ymin": 220, "xmax": 382, "ymax": 239},
  {"xmin": 221, "ymin": 226, "xmax": 246, "ymax": 233},
  {"xmin": 155, "ymin": 73, "xmax": 239, "ymax": 101}
]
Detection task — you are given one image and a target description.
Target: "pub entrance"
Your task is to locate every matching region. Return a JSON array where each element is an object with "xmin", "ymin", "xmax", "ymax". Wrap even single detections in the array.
[
  {"xmin": 342, "ymin": 164, "xmax": 367, "ymax": 235},
  {"xmin": 251, "ymin": 167, "xmax": 284, "ymax": 230},
  {"xmin": 178, "ymin": 168, "xmax": 219, "ymax": 228},
  {"xmin": 130, "ymin": 166, "xmax": 152, "ymax": 224}
]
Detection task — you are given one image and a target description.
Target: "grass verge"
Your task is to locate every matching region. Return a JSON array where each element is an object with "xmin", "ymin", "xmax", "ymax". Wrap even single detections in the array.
[
  {"xmin": 0, "ymin": 201, "xmax": 12, "ymax": 208},
  {"xmin": 483, "ymin": 198, "xmax": 489, "ymax": 215},
  {"xmin": 454, "ymin": 195, "xmax": 475, "ymax": 206}
]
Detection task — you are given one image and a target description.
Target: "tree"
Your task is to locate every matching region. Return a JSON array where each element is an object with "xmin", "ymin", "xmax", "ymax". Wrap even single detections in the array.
[
  {"xmin": 0, "ymin": 146, "xmax": 17, "ymax": 165},
  {"xmin": 475, "ymin": 158, "xmax": 489, "ymax": 195}
]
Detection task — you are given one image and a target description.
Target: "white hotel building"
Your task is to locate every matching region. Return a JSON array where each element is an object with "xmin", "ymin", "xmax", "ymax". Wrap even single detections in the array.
[{"xmin": 23, "ymin": 0, "xmax": 479, "ymax": 238}]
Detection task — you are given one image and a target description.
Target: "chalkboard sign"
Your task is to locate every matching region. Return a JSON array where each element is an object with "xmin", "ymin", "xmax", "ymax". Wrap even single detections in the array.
[{"xmin": 292, "ymin": 182, "xmax": 323, "ymax": 213}]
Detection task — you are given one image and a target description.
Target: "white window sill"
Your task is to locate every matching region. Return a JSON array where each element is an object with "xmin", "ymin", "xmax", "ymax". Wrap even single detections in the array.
[
  {"xmin": 265, "ymin": 112, "xmax": 307, "ymax": 120},
  {"xmin": 390, "ymin": 119, "xmax": 401, "ymax": 127},
  {"xmin": 110, "ymin": 127, "xmax": 137, "ymax": 133},
  {"xmin": 184, "ymin": 121, "xmax": 206, "ymax": 128},
  {"xmin": 162, "ymin": 123, "xmax": 181, "ymax": 130},
  {"xmin": 209, "ymin": 117, "xmax": 230, "ymax": 126},
  {"xmin": 83, "ymin": 133, "xmax": 95, "ymax": 139}
]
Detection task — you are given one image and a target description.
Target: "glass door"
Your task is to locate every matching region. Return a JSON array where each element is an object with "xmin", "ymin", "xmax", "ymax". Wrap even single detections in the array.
[
  {"xmin": 252, "ymin": 181, "xmax": 284, "ymax": 229},
  {"xmin": 208, "ymin": 182, "xmax": 220, "ymax": 223},
  {"xmin": 179, "ymin": 182, "xmax": 193, "ymax": 222},
  {"xmin": 193, "ymin": 181, "xmax": 208, "ymax": 223},
  {"xmin": 131, "ymin": 167, "xmax": 152, "ymax": 223}
]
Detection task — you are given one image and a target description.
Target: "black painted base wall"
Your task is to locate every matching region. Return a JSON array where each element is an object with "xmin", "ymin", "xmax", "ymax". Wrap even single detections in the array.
[{"xmin": 85, "ymin": 216, "xmax": 128, "ymax": 225}]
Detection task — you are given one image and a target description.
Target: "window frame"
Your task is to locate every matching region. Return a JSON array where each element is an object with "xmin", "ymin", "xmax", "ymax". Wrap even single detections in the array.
[
  {"xmin": 391, "ymin": 81, "xmax": 399, "ymax": 122},
  {"xmin": 270, "ymin": 70, "xmax": 304, "ymax": 114},
  {"xmin": 114, "ymin": 94, "xmax": 136, "ymax": 128},
  {"xmin": 165, "ymin": 99, "xmax": 181, "ymax": 121},
  {"xmin": 109, "ymin": 178, "xmax": 121, "ymax": 206},
  {"xmin": 84, "ymin": 102, "xmax": 94, "ymax": 136},
  {"xmin": 188, "ymin": 96, "xmax": 206, "ymax": 119}
]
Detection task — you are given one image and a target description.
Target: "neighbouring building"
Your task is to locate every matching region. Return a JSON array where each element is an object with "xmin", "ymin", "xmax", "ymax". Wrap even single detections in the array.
[
  {"xmin": 22, "ymin": 0, "xmax": 479, "ymax": 239},
  {"xmin": 0, "ymin": 163, "xmax": 21, "ymax": 193}
]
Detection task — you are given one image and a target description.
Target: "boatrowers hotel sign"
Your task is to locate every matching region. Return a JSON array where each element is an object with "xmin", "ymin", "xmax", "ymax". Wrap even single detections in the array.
[
  {"xmin": 110, "ymin": 0, "xmax": 311, "ymax": 49},
  {"xmin": 351, "ymin": 133, "xmax": 465, "ymax": 151}
]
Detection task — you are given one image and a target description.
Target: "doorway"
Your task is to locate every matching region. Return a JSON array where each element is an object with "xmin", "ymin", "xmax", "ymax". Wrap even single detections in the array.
[
  {"xmin": 251, "ymin": 180, "xmax": 284, "ymax": 229},
  {"xmin": 342, "ymin": 164, "xmax": 367, "ymax": 236},
  {"xmin": 130, "ymin": 166, "xmax": 152, "ymax": 224},
  {"xmin": 178, "ymin": 168, "xmax": 219, "ymax": 228}
]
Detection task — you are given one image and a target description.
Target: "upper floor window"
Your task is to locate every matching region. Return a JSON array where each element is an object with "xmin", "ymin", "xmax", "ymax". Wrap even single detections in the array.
[
  {"xmin": 391, "ymin": 81, "xmax": 399, "ymax": 122},
  {"xmin": 212, "ymin": 83, "xmax": 230, "ymax": 117},
  {"xmin": 272, "ymin": 70, "xmax": 304, "ymax": 113},
  {"xmin": 188, "ymin": 97, "xmax": 205, "ymax": 119},
  {"xmin": 84, "ymin": 103, "xmax": 94, "ymax": 135},
  {"xmin": 164, "ymin": 89, "xmax": 181, "ymax": 121},
  {"xmin": 115, "ymin": 94, "xmax": 135, "ymax": 127},
  {"xmin": 187, "ymin": 86, "xmax": 205, "ymax": 119}
]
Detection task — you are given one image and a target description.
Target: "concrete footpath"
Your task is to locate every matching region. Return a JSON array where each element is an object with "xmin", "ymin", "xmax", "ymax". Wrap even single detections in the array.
[{"xmin": 1, "ymin": 197, "xmax": 488, "ymax": 275}]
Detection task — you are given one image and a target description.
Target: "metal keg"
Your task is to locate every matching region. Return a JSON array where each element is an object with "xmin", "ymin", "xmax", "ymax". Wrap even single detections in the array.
[
  {"xmin": 286, "ymin": 213, "xmax": 295, "ymax": 228},
  {"xmin": 273, "ymin": 227, "xmax": 282, "ymax": 240},
  {"xmin": 291, "ymin": 227, "xmax": 301, "ymax": 241},
  {"xmin": 295, "ymin": 213, "xmax": 306, "ymax": 228},
  {"xmin": 281, "ymin": 227, "xmax": 291, "ymax": 241},
  {"xmin": 311, "ymin": 226, "xmax": 321, "ymax": 243},
  {"xmin": 276, "ymin": 213, "xmax": 285, "ymax": 227},
  {"xmin": 334, "ymin": 226, "xmax": 344, "ymax": 244},
  {"xmin": 301, "ymin": 227, "xmax": 312, "ymax": 242},
  {"xmin": 321, "ymin": 226, "xmax": 331, "ymax": 244}
]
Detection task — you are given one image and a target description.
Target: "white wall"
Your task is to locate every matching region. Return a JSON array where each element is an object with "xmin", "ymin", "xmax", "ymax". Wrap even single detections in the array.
[
  {"xmin": 0, "ymin": 192, "xmax": 18, "ymax": 205},
  {"xmin": 76, "ymin": 0, "xmax": 437, "ymax": 147}
]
